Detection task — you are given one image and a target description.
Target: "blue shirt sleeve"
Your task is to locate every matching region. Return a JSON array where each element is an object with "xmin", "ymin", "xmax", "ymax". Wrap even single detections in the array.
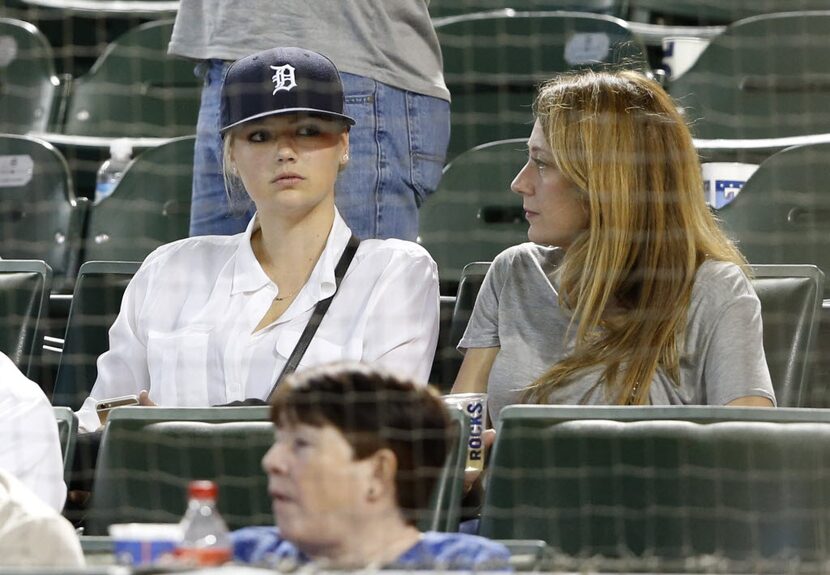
[
  {"xmin": 392, "ymin": 531, "xmax": 512, "ymax": 570},
  {"xmin": 231, "ymin": 526, "xmax": 306, "ymax": 567},
  {"xmin": 232, "ymin": 528, "xmax": 511, "ymax": 570}
]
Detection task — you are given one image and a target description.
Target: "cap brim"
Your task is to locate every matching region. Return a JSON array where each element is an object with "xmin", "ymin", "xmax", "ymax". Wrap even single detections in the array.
[{"xmin": 220, "ymin": 107, "xmax": 356, "ymax": 133}]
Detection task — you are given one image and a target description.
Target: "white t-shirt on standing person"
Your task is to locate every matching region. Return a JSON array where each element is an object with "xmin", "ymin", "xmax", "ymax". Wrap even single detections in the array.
[{"xmin": 77, "ymin": 210, "xmax": 440, "ymax": 432}]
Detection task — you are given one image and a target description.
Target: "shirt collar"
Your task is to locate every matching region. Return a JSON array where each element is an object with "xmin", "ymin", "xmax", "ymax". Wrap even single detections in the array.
[
  {"xmin": 231, "ymin": 214, "xmax": 272, "ymax": 295},
  {"xmin": 230, "ymin": 210, "xmax": 352, "ymax": 302}
]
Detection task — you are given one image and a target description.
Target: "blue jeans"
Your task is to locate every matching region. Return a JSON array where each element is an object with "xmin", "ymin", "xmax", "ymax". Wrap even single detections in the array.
[{"xmin": 189, "ymin": 61, "xmax": 450, "ymax": 240}]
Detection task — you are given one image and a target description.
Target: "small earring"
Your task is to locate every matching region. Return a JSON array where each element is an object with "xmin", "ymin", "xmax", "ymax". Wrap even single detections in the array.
[{"xmin": 342, "ymin": 154, "xmax": 349, "ymax": 163}]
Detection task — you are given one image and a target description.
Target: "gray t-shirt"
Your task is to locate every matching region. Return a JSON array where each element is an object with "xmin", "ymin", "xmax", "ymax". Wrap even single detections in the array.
[
  {"xmin": 459, "ymin": 243, "xmax": 776, "ymax": 424},
  {"xmin": 168, "ymin": 0, "xmax": 449, "ymax": 101}
]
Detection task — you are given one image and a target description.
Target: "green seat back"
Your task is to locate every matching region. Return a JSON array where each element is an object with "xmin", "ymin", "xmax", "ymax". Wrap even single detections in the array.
[
  {"xmin": 419, "ymin": 139, "xmax": 528, "ymax": 287},
  {"xmin": 82, "ymin": 136, "xmax": 194, "ymax": 263},
  {"xmin": 448, "ymin": 261, "xmax": 494, "ymax": 354},
  {"xmin": 0, "ymin": 135, "xmax": 87, "ymax": 285},
  {"xmin": 451, "ymin": 262, "xmax": 823, "ymax": 407},
  {"xmin": 495, "ymin": 539, "xmax": 551, "ymax": 571},
  {"xmin": 437, "ymin": 11, "xmax": 648, "ymax": 159},
  {"xmin": 63, "ymin": 19, "xmax": 200, "ymax": 137},
  {"xmin": 1, "ymin": 0, "xmax": 177, "ymax": 79},
  {"xmin": 751, "ymin": 265, "xmax": 823, "ymax": 407},
  {"xmin": 53, "ymin": 406, "xmax": 78, "ymax": 484},
  {"xmin": 52, "ymin": 261, "xmax": 140, "ymax": 409},
  {"xmin": 481, "ymin": 405, "xmax": 830, "ymax": 567},
  {"xmin": 631, "ymin": 0, "xmax": 830, "ymax": 23},
  {"xmin": 670, "ymin": 12, "xmax": 830, "ymax": 139},
  {"xmin": 0, "ymin": 260, "xmax": 51, "ymax": 379},
  {"xmin": 431, "ymin": 264, "xmax": 491, "ymax": 386},
  {"xmin": 0, "ymin": 18, "xmax": 58, "ymax": 133},
  {"xmin": 431, "ymin": 295, "xmax": 461, "ymax": 391},
  {"xmin": 718, "ymin": 143, "xmax": 830, "ymax": 294},
  {"xmin": 86, "ymin": 407, "xmax": 273, "ymax": 535},
  {"xmin": 806, "ymin": 303, "xmax": 830, "ymax": 408},
  {"xmin": 429, "ymin": 1, "xmax": 624, "ymax": 19},
  {"xmin": 87, "ymin": 405, "xmax": 470, "ymax": 535}
]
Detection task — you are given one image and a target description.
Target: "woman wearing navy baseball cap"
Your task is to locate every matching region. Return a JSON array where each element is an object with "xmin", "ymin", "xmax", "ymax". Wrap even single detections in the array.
[{"xmin": 76, "ymin": 48, "xmax": 440, "ymax": 431}]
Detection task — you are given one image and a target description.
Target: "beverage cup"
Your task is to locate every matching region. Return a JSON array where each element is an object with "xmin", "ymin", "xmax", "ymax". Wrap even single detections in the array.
[
  {"xmin": 662, "ymin": 36, "xmax": 709, "ymax": 80},
  {"xmin": 443, "ymin": 393, "xmax": 488, "ymax": 471},
  {"xmin": 701, "ymin": 162, "xmax": 759, "ymax": 209},
  {"xmin": 109, "ymin": 523, "xmax": 182, "ymax": 566}
]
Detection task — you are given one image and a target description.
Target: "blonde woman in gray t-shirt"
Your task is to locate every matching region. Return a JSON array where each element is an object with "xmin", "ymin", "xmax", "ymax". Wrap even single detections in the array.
[{"xmin": 453, "ymin": 70, "xmax": 775, "ymax": 427}]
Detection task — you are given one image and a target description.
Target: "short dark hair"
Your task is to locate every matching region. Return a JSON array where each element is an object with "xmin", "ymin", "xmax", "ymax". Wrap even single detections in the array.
[{"xmin": 271, "ymin": 362, "xmax": 452, "ymax": 525}]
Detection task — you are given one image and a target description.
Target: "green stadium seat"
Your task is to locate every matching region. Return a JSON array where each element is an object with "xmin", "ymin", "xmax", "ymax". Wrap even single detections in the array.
[
  {"xmin": 436, "ymin": 11, "xmax": 649, "ymax": 160},
  {"xmin": 449, "ymin": 262, "xmax": 491, "ymax": 352},
  {"xmin": 670, "ymin": 12, "xmax": 830, "ymax": 140},
  {"xmin": 1, "ymin": 0, "xmax": 178, "ymax": 79},
  {"xmin": 450, "ymin": 262, "xmax": 823, "ymax": 407},
  {"xmin": 750, "ymin": 265, "xmax": 823, "ymax": 407},
  {"xmin": 0, "ymin": 135, "xmax": 87, "ymax": 287},
  {"xmin": 429, "ymin": 263, "xmax": 491, "ymax": 387},
  {"xmin": 717, "ymin": 140, "xmax": 830, "ymax": 409},
  {"xmin": 630, "ymin": 0, "xmax": 830, "ymax": 24},
  {"xmin": 495, "ymin": 539, "xmax": 551, "ymax": 571},
  {"xmin": 806, "ymin": 303, "xmax": 830, "ymax": 408},
  {"xmin": 0, "ymin": 259, "xmax": 51, "ymax": 380},
  {"xmin": 63, "ymin": 19, "xmax": 200, "ymax": 138},
  {"xmin": 717, "ymin": 143, "xmax": 830, "ymax": 294},
  {"xmin": 52, "ymin": 261, "xmax": 140, "ymax": 410},
  {"xmin": 418, "ymin": 139, "xmax": 528, "ymax": 289},
  {"xmin": 81, "ymin": 136, "xmax": 193, "ymax": 263},
  {"xmin": 53, "ymin": 406, "xmax": 78, "ymax": 485},
  {"xmin": 480, "ymin": 405, "xmax": 830, "ymax": 570},
  {"xmin": 430, "ymin": 295, "xmax": 460, "ymax": 392},
  {"xmin": 0, "ymin": 17, "xmax": 61, "ymax": 133},
  {"xmin": 429, "ymin": 1, "xmax": 625, "ymax": 19},
  {"xmin": 86, "ymin": 404, "xmax": 470, "ymax": 535},
  {"xmin": 86, "ymin": 406, "xmax": 273, "ymax": 535}
]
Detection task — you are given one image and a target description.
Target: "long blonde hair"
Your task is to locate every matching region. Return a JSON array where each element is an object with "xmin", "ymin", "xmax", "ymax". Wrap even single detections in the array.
[{"xmin": 522, "ymin": 70, "xmax": 746, "ymax": 405}]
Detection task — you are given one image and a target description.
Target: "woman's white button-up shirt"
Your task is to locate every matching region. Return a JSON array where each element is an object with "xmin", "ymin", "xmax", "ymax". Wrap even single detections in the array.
[{"xmin": 76, "ymin": 211, "xmax": 440, "ymax": 432}]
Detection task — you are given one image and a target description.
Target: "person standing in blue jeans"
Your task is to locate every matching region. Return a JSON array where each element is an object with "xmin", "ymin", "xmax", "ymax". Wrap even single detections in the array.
[{"xmin": 169, "ymin": 0, "xmax": 451, "ymax": 241}]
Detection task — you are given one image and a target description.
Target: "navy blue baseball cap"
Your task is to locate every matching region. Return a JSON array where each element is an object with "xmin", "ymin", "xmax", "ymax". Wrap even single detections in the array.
[{"xmin": 220, "ymin": 47, "xmax": 355, "ymax": 133}]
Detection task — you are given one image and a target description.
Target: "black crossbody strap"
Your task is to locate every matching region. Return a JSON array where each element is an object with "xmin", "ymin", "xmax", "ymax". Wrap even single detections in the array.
[{"xmin": 266, "ymin": 234, "xmax": 360, "ymax": 401}]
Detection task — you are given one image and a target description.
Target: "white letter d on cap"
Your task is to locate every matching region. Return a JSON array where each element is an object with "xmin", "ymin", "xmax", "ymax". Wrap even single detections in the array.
[{"xmin": 270, "ymin": 64, "xmax": 297, "ymax": 95}]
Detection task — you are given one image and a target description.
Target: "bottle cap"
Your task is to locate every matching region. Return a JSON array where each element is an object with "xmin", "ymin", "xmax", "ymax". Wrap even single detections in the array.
[
  {"xmin": 188, "ymin": 480, "xmax": 218, "ymax": 500},
  {"xmin": 109, "ymin": 138, "xmax": 133, "ymax": 161}
]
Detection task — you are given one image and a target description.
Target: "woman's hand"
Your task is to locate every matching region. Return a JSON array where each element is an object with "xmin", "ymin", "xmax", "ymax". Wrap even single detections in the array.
[
  {"xmin": 463, "ymin": 428, "xmax": 496, "ymax": 493},
  {"xmin": 138, "ymin": 390, "xmax": 157, "ymax": 406}
]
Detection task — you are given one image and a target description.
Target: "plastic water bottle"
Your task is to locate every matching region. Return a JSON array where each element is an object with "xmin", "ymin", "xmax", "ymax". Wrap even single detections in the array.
[
  {"xmin": 94, "ymin": 138, "xmax": 132, "ymax": 204},
  {"xmin": 175, "ymin": 480, "xmax": 233, "ymax": 566}
]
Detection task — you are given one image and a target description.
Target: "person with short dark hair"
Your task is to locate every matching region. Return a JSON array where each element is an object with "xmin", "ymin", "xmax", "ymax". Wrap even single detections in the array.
[{"xmin": 232, "ymin": 362, "xmax": 510, "ymax": 570}]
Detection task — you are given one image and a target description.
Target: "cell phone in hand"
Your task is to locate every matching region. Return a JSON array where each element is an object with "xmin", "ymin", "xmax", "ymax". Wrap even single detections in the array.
[{"xmin": 95, "ymin": 394, "xmax": 139, "ymax": 425}]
